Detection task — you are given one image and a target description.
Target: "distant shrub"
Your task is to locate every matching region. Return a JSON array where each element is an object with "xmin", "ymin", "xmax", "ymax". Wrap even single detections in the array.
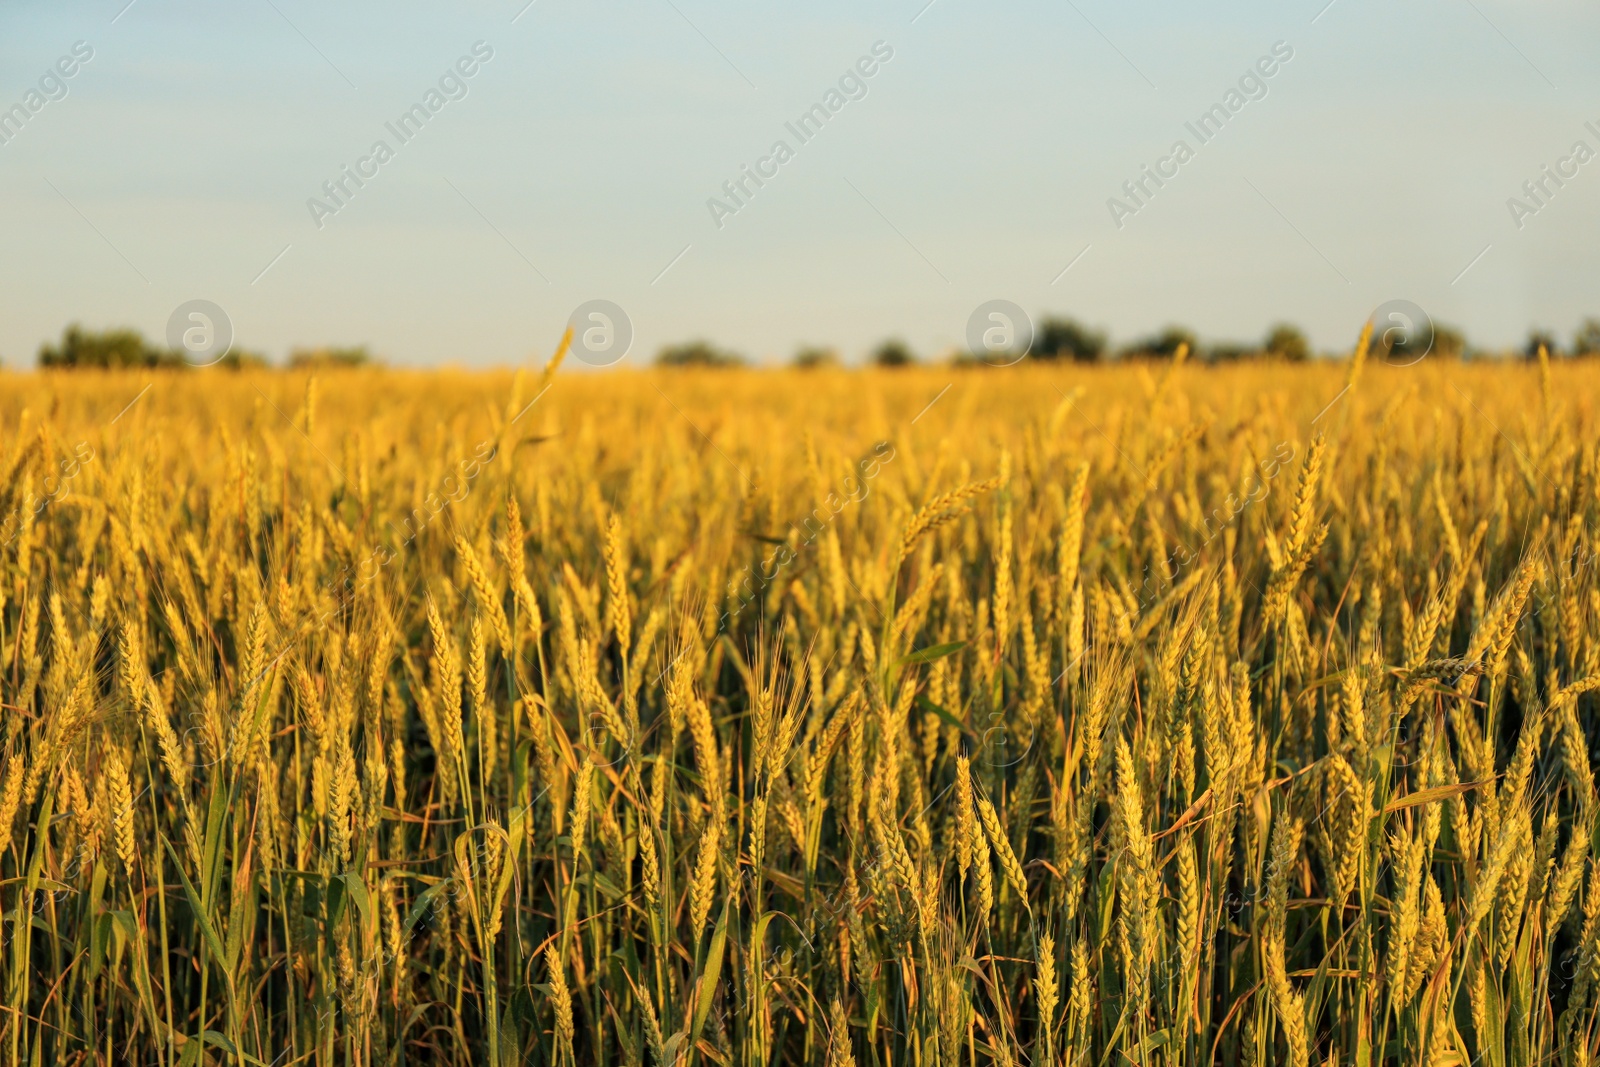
[
  {"xmin": 1118, "ymin": 326, "xmax": 1195, "ymax": 362},
  {"xmin": 1521, "ymin": 330, "xmax": 1560, "ymax": 361},
  {"xmin": 290, "ymin": 345, "xmax": 373, "ymax": 368},
  {"xmin": 1033, "ymin": 317, "xmax": 1106, "ymax": 363},
  {"xmin": 792, "ymin": 346, "xmax": 839, "ymax": 369},
  {"xmin": 657, "ymin": 341, "xmax": 743, "ymax": 368},
  {"xmin": 1432, "ymin": 325, "xmax": 1466, "ymax": 361},
  {"xmin": 1573, "ymin": 319, "xmax": 1600, "ymax": 358},
  {"xmin": 871, "ymin": 339, "xmax": 914, "ymax": 368},
  {"xmin": 39, "ymin": 324, "xmax": 179, "ymax": 369},
  {"xmin": 1264, "ymin": 324, "xmax": 1310, "ymax": 362},
  {"xmin": 1207, "ymin": 342, "xmax": 1259, "ymax": 363}
]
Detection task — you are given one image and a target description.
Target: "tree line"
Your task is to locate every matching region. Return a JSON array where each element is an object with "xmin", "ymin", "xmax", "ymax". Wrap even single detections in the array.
[
  {"xmin": 21, "ymin": 317, "xmax": 1600, "ymax": 369},
  {"xmin": 31, "ymin": 325, "xmax": 372, "ymax": 369}
]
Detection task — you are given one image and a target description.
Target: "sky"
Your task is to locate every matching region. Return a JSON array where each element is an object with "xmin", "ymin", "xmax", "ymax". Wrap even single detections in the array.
[{"xmin": 1, "ymin": 0, "xmax": 1597, "ymax": 368}]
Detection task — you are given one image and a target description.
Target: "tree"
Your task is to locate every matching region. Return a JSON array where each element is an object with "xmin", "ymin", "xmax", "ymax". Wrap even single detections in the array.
[
  {"xmin": 792, "ymin": 346, "xmax": 838, "ymax": 369},
  {"xmin": 218, "ymin": 350, "xmax": 270, "ymax": 370},
  {"xmin": 1522, "ymin": 330, "xmax": 1560, "ymax": 361},
  {"xmin": 1207, "ymin": 342, "xmax": 1258, "ymax": 363},
  {"xmin": 871, "ymin": 339, "xmax": 914, "ymax": 368},
  {"xmin": 1372, "ymin": 317, "xmax": 1437, "ymax": 365},
  {"xmin": 1263, "ymin": 324, "xmax": 1309, "ymax": 362},
  {"xmin": 289, "ymin": 345, "xmax": 372, "ymax": 368},
  {"xmin": 1573, "ymin": 319, "xmax": 1600, "ymax": 358},
  {"xmin": 38, "ymin": 324, "xmax": 177, "ymax": 369},
  {"xmin": 1033, "ymin": 317, "xmax": 1106, "ymax": 362},
  {"xmin": 657, "ymin": 340, "xmax": 742, "ymax": 368},
  {"xmin": 1432, "ymin": 324, "xmax": 1466, "ymax": 361},
  {"xmin": 1119, "ymin": 326, "xmax": 1195, "ymax": 362}
]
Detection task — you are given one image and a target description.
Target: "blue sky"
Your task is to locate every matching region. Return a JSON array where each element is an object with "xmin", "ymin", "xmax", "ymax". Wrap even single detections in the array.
[{"xmin": 1, "ymin": 0, "xmax": 1596, "ymax": 367}]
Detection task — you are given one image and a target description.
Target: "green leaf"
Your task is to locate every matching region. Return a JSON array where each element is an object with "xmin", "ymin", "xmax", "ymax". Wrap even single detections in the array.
[
  {"xmin": 1134, "ymin": 1028, "xmax": 1173, "ymax": 1056},
  {"xmin": 914, "ymin": 694, "xmax": 975, "ymax": 739},
  {"xmin": 511, "ymin": 739, "xmax": 535, "ymax": 831},
  {"xmin": 88, "ymin": 911, "xmax": 112, "ymax": 980},
  {"xmin": 243, "ymin": 661, "xmax": 280, "ymax": 763},
  {"xmin": 110, "ymin": 909, "xmax": 154, "ymax": 1024},
  {"xmin": 108, "ymin": 910, "xmax": 131, "ymax": 971},
  {"xmin": 749, "ymin": 911, "xmax": 780, "ymax": 956},
  {"xmin": 403, "ymin": 877, "xmax": 456, "ymax": 935},
  {"xmin": 1355, "ymin": 997, "xmax": 1371, "ymax": 1067},
  {"xmin": 201, "ymin": 777, "xmax": 231, "ymax": 905},
  {"xmin": 341, "ymin": 874, "xmax": 375, "ymax": 940},
  {"xmin": 691, "ymin": 900, "xmax": 730, "ymax": 1046},
  {"xmin": 88, "ymin": 857, "xmax": 107, "ymax": 913},
  {"xmin": 161, "ymin": 835, "xmax": 227, "ymax": 967},
  {"xmin": 492, "ymin": 829, "xmax": 518, "ymax": 921},
  {"xmin": 497, "ymin": 1009, "xmax": 521, "ymax": 1067},
  {"xmin": 202, "ymin": 1031, "xmax": 237, "ymax": 1055},
  {"xmin": 325, "ymin": 871, "xmax": 348, "ymax": 931},
  {"xmin": 590, "ymin": 871, "xmax": 625, "ymax": 901},
  {"xmin": 897, "ymin": 641, "xmax": 966, "ymax": 667},
  {"xmin": 200, "ymin": 1030, "xmax": 273, "ymax": 1066},
  {"xmin": 226, "ymin": 866, "xmax": 257, "ymax": 972}
]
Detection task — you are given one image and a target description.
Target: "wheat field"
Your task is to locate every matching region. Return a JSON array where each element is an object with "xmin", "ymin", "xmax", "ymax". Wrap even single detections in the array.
[{"xmin": 0, "ymin": 336, "xmax": 1597, "ymax": 1067}]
